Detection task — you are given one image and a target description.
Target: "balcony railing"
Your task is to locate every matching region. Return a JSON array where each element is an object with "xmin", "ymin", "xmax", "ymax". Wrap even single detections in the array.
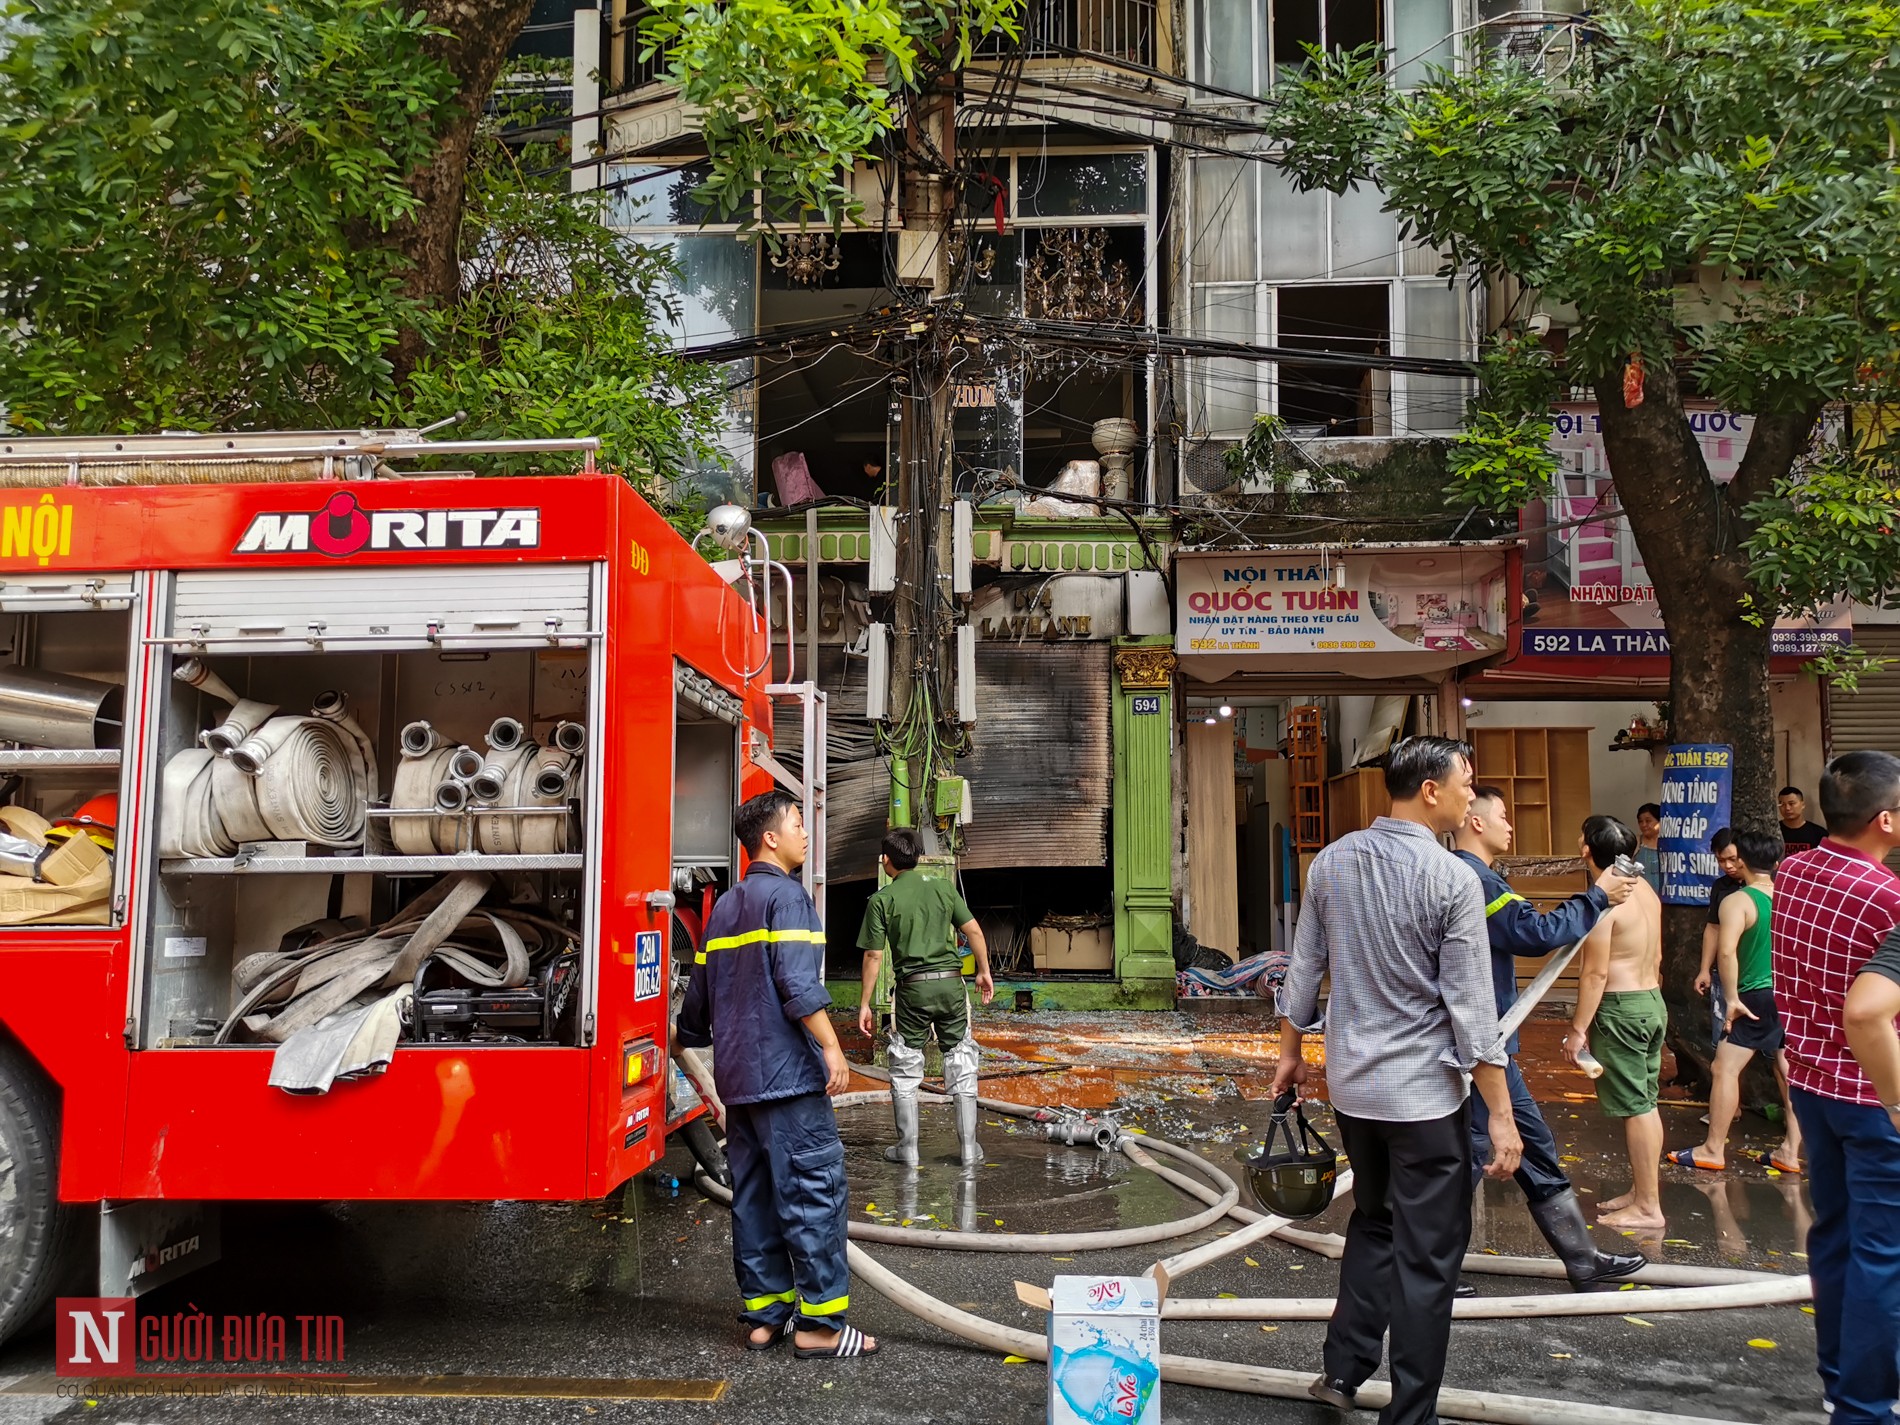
[
  {"xmin": 978, "ymin": 0, "xmax": 1157, "ymax": 67},
  {"xmin": 611, "ymin": 0, "xmax": 1158, "ymax": 102},
  {"xmin": 610, "ymin": 6, "xmax": 670, "ymax": 97}
]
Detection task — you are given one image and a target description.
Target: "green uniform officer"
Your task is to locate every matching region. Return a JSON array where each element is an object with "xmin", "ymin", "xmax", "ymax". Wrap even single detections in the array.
[{"xmin": 856, "ymin": 827, "xmax": 994, "ymax": 1166}]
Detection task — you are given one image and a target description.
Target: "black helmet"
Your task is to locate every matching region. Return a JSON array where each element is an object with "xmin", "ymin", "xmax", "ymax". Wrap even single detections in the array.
[{"xmin": 1245, "ymin": 1091, "xmax": 1338, "ymax": 1220}]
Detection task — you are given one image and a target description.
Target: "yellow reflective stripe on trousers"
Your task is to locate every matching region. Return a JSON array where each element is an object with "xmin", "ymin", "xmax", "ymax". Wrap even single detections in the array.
[
  {"xmin": 744, "ymin": 1289, "xmax": 796, "ymax": 1311},
  {"xmin": 696, "ymin": 927, "xmax": 825, "ymax": 965},
  {"xmin": 799, "ymin": 1294, "xmax": 849, "ymax": 1317},
  {"xmin": 1484, "ymin": 890, "xmax": 1525, "ymax": 917}
]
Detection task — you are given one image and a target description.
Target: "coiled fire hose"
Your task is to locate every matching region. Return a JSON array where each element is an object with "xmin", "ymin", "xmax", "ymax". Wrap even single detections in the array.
[
  {"xmin": 389, "ymin": 717, "xmax": 579, "ymax": 856},
  {"xmin": 159, "ymin": 666, "xmax": 376, "ymax": 856}
]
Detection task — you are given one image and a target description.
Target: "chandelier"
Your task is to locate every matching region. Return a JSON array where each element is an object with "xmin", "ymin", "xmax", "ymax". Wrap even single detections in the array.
[
  {"xmin": 1024, "ymin": 227, "xmax": 1133, "ymax": 325},
  {"xmin": 770, "ymin": 231, "xmax": 842, "ymax": 288}
]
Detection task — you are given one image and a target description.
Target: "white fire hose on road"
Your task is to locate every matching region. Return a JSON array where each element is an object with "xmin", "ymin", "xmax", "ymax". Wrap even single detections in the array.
[{"xmin": 673, "ymin": 939, "xmax": 1811, "ymax": 1424}]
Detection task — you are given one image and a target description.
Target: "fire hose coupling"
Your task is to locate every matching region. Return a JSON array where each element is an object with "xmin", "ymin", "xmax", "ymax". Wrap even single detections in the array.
[{"xmin": 1040, "ymin": 1110, "xmax": 1123, "ymax": 1151}]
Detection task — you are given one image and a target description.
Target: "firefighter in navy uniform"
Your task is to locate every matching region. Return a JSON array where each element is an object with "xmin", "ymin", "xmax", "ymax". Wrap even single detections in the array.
[
  {"xmin": 1451, "ymin": 785, "xmax": 1649, "ymax": 1291},
  {"xmin": 675, "ymin": 790, "xmax": 880, "ymax": 1359}
]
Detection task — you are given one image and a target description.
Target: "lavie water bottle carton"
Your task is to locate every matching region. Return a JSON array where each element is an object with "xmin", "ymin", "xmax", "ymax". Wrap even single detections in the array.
[{"xmin": 1015, "ymin": 1271, "xmax": 1166, "ymax": 1425}]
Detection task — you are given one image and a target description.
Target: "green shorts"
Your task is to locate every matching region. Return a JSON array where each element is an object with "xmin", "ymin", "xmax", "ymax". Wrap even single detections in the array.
[
  {"xmin": 894, "ymin": 975, "xmax": 970, "ymax": 1053},
  {"xmin": 1591, "ymin": 988, "xmax": 1665, "ymax": 1119}
]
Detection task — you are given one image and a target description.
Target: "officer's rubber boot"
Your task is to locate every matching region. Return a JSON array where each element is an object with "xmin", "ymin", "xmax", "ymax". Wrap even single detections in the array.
[
  {"xmin": 954, "ymin": 1094, "xmax": 982, "ymax": 1167},
  {"xmin": 885, "ymin": 1093, "xmax": 920, "ymax": 1166},
  {"xmin": 1528, "ymin": 1187, "xmax": 1646, "ymax": 1290}
]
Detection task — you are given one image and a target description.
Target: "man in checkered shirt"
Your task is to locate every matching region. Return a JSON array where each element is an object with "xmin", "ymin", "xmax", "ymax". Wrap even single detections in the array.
[{"xmin": 1771, "ymin": 749, "xmax": 1900, "ymax": 1425}]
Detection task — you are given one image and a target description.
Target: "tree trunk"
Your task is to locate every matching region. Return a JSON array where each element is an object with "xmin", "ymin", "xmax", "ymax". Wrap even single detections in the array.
[
  {"xmin": 387, "ymin": 0, "xmax": 540, "ymax": 374},
  {"xmin": 1592, "ymin": 358, "xmax": 1817, "ymax": 1086}
]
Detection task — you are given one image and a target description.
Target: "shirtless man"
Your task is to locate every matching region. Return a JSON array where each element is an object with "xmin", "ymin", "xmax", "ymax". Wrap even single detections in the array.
[{"xmin": 1562, "ymin": 814, "xmax": 1667, "ymax": 1231}]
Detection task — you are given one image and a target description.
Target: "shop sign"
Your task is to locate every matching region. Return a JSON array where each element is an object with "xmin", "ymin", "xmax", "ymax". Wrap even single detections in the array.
[
  {"xmin": 1521, "ymin": 405, "xmax": 1849, "ymax": 658},
  {"xmin": 1175, "ymin": 551, "xmax": 1509, "ymax": 659},
  {"xmin": 1657, "ymin": 744, "xmax": 1733, "ymax": 906},
  {"xmin": 972, "ymin": 576, "xmax": 1122, "ymax": 641}
]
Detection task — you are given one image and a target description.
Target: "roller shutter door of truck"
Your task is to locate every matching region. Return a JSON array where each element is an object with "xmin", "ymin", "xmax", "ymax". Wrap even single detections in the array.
[{"xmin": 166, "ymin": 565, "xmax": 594, "ymax": 652}]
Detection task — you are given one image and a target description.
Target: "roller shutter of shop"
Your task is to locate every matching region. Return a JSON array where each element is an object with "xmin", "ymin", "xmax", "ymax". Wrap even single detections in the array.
[
  {"xmin": 1829, "ymin": 627, "xmax": 1900, "ymax": 759},
  {"xmin": 778, "ymin": 644, "xmax": 1111, "ymax": 882},
  {"xmin": 167, "ymin": 565, "xmax": 593, "ymax": 653},
  {"xmin": 960, "ymin": 644, "xmax": 1110, "ymax": 872}
]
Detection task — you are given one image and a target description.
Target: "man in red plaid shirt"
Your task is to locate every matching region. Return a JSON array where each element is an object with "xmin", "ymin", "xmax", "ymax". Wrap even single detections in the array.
[{"xmin": 1771, "ymin": 750, "xmax": 1900, "ymax": 1425}]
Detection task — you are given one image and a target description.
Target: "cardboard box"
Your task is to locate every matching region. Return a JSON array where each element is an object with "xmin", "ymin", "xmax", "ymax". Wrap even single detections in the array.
[
  {"xmin": 1017, "ymin": 1272, "xmax": 1165, "ymax": 1425},
  {"xmin": 0, "ymin": 859, "xmax": 109, "ymax": 925},
  {"xmin": 1029, "ymin": 925, "xmax": 1113, "ymax": 972}
]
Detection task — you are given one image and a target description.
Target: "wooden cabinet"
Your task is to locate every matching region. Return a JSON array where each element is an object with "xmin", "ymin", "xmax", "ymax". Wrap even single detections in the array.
[
  {"xmin": 1326, "ymin": 766, "xmax": 1388, "ymax": 840},
  {"xmin": 1471, "ymin": 727, "xmax": 1592, "ymax": 857}
]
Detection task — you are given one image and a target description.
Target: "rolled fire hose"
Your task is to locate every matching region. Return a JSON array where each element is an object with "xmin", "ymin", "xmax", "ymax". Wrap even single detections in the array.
[
  {"xmin": 391, "ymin": 743, "xmax": 457, "ymax": 855},
  {"xmin": 487, "ymin": 717, "xmax": 525, "ymax": 753},
  {"xmin": 159, "ymin": 682, "xmax": 377, "ymax": 855}
]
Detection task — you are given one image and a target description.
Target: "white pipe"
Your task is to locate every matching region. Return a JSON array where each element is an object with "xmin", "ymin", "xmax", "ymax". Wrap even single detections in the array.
[
  {"xmin": 679, "ymin": 1081, "xmax": 1805, "ymax": 1424},
  {"xmin": 1164, "ymin": 1275, "xmax": 1811, "ymax": 1319},
  {"xmin": 843, "ymin": 1239, "xmax": 1746, "ymax": 1425},
  {"xmin": 173, "ymin": 658, "xmax": 240, "ymax": 706},
  {"xmin": 1157, "ymin": 1168, "xmax": 1356, "ymax": 1281}
]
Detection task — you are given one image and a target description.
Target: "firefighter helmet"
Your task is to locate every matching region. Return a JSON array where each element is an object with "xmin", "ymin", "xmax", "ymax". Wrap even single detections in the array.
[
  {"xmin": 45, "ymin": 793, "xmax": 117, "ymax": 852},
  {"xmin": 1245, "ymin": 1091, "xmax": 1339, "ymax": 1220}
]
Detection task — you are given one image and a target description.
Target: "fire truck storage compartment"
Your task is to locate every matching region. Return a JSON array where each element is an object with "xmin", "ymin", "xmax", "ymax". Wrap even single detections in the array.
[
  {"xmin": 0, "ymin": 573, "xmax": 138, "ymax": 925},
  {"xmin": 135, "ymin": 564, "xmax": 602, "ymax": 1051}
]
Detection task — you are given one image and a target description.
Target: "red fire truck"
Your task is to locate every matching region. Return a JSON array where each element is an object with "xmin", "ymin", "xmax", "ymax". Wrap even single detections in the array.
[{"xmin": 0, "ymin": 431, "xmax": 824, "ymax": 1344}]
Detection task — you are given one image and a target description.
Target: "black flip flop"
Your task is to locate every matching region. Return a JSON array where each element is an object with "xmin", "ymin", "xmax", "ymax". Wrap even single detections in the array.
[
  {"xmin": 794, "ymin": 1322, "xmax": 880, "ymax": 1359},
  {"xmin": 744, "ymin": 1319, "xmax": 792, "ymax": 1353}
]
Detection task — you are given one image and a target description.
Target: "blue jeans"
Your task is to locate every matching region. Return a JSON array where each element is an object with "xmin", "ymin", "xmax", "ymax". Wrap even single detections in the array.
[
  {"xmin": 1470, "ymin": 1058, "xmax": 1570, "ymax": 1204},
  {"xmin": 1791, "ymin": 1087, "xmax": 1900, "ymax": 1424}
]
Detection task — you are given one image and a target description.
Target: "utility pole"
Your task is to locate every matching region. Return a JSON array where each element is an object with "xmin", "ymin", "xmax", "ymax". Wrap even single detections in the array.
[{"xmin": 887, "ymin": 72, "xmax": 962, "ymax": 848}]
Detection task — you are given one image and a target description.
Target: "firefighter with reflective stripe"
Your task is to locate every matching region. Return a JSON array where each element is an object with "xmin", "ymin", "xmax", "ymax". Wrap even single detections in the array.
[
  {"xmin": 675, "ymin": 790, "xmax": 879, "ymax": 1359},
  {"xmin": 856, "ymin": 827, "xmax": 995, "ymax": 1167},
  {"xmin": 1451, "ymin": 784, "xmax": 1647, "ymax": 1292}
]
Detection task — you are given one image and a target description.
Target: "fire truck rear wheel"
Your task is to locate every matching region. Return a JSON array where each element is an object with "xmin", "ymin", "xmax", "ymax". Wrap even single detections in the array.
[{"xmin": 0, "ymin": 1040, "xmax": 81, "ymax": 1349}]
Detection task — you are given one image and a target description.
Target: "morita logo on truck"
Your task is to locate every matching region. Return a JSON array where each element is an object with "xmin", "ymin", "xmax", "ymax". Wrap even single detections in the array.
[{"xmin": 235, "ymin": 491, "xmax": 540, "ymax": 557}]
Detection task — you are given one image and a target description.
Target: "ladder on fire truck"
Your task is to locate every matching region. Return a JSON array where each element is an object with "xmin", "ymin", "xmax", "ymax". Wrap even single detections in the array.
[{"xmin": 758, "ymin": 683, "xmax": 828, "ymax": 921}]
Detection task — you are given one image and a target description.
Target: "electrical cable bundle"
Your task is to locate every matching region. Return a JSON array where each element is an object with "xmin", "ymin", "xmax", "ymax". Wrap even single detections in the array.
[
  {"xmin": 158, "ymin": 661, "xmax": 376, "ymax": 858},
  {"xmin": 387, "ymin": 716, "xmax": 582, "ymax": 856}
]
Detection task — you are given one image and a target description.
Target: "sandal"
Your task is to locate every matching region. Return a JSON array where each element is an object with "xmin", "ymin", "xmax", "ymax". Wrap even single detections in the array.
[
  {"xmin": 1664, "ymin": 1147, "xmax": 1724, "ymax": 1171},
  {"xmin": 795, "ymin": 1322, "xmax": 880, "ymax": 1359},
  {"xmin": 1754, "ymin": 1151, "xmax": 1803, "ymax": 1174},
  {"xmin": 744, "ymin": 1320, "xmax": 792, "ymax": 1353}
]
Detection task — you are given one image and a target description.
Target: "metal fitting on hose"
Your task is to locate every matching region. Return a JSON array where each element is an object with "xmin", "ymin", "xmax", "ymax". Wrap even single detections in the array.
[{"xmin": 1041, "ymin": 1116, "xmax": 1119, "ymax": 1150}]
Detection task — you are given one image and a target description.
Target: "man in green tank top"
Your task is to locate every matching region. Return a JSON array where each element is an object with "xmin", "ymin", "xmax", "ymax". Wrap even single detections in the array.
[
  {"xmin": 856, "ymin": 827, "xmax": 994, "ymax": 1167},
  {"xmin": 1666, "ymin": 827, "xmax": 1806, "ymax": 1173}
]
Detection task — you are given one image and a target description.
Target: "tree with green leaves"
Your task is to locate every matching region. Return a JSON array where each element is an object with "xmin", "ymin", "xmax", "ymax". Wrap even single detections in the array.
[
  {"xmin": 639, "ymin": 0, "xmax": 1022, "ymax": 225},
  {"xmin": 0, "ymin": 0, "xmax": 721, "ymax": 481},
  {"xmin": 1270, "ymin": 0, "xmax": 1900, "ymax": 1070}
]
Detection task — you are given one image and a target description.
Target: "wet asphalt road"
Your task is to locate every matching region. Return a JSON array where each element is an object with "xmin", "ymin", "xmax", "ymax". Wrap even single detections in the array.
[{"xmin": 0, "ymin": 1024, "xmax": 1832, "ymax": 1424}]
